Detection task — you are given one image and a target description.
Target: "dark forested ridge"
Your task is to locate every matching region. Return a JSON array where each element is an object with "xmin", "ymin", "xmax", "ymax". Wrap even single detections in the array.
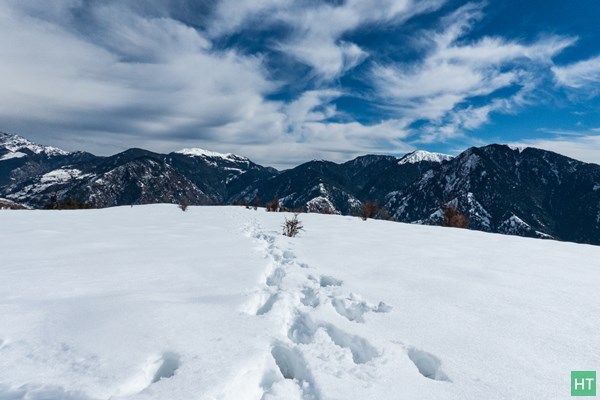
[{"xmin": 2, "ymin": 132, "xmax": 599, "ymax": 245}]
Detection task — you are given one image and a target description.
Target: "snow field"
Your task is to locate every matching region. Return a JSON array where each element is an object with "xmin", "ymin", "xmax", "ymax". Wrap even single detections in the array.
[{"xmin": 1, "ymin": 205, "xmax": 599, "ymax": 399}]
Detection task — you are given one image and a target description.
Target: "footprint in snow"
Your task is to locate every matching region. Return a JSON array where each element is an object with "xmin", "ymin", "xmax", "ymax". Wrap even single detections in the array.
[
  {"xmin": 406, "ymin": 347, "xmax": 451, "ymax": 382},
  {"xmin": 118, "ymin": 352, "xmax": 181, "ymax": 396},
  {"xmin": 256, "ymin": 293, "xmax": 279, "ymax": 316},
  {"xmin": 266, "ymin": 267, "xmax": 286, "ymax": 287},
  {"xmin": 319, "ymin": 275, "xmax": 342, "ymax": 287},
  {"xmin": 269, "ymin": 342, "xmax": 320, "ymax": 399},
  {"xmin": 287, "ymin": 313, "xmax": 379, "ymax": 365},
  {"xmin": 331, "ymin": 296, "xmax": 393, "ymax": 323},
  {"xmin": 301, "ymin": 287, "xmax": 320, "ymax": 308},
  {"xmin": 151, "ymin": 352, "xmax": 181, "ymax": 383}
]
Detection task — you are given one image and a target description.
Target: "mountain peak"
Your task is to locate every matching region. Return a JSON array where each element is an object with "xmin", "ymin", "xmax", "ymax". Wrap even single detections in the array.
[
  {"xmin": 398, "ymin": 150, "xmax": 453, "ymax": 165},
  {"xmin": 0, "ymin": 132, "xmax": 69, "ymax": 157},
  {"xmin": 175, "ymin": 148, "xmax": 248, "ymax": 162}
]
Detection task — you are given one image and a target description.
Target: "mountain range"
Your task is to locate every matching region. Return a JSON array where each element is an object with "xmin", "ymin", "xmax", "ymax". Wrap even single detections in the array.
[{"xmin": 2, "ymin": 131, "xmax": 599, "ymax": 245}]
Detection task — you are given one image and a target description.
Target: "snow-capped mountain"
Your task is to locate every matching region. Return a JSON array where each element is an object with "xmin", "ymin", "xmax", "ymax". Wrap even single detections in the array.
[
  {"xmin": 2, "ymin": 132, "xmax": 600, "ymax": 245},
  {"xmin": 176, "ymin": 147, "xmax": 249, "ymax": 162},
  {"xmin": 0, "ymin": 131, "xmax": 69, "ymax": 158},
  {"xmin": 398, "ymin": 150, "xmax": 453, "ymax": 165},
  {"xmin": 0, "ymin": 133, "xmax": 273, "ymax": 208},
  {"xmin": 385, "ymin": 144, "xmax": 600, "ymax": 244}
]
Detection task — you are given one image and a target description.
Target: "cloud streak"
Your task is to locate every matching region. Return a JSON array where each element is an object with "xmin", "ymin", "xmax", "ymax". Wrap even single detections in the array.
[
  {"xmin": 370, "ymin": 3, "xmax": 576, "ymax": 142},
  {"xmin": 209, "ymin": 0, "xmax": 446, "ymax": 80},
  {"xmin": 553, "ymin": 55, "xmax": 600, "ymax": 90}
]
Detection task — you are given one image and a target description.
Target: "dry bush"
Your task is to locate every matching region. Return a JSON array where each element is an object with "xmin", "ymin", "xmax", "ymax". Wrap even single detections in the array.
[
  {"xmin": 44, "ymin": 196, "xmax": 93, "ymax": 210},
  {"xmin": 379, "ymin": 208, "xmax": 393, "ymax": 221},
  {"xmin": 282, "ymin": 213, "xmax": 304, "ymax": 237},
  {"xmin": 252, "ymin": 196, "xmax": 261, "ymax": 210},
  {"xmin": 0, "ymin": 199, "xmax": 27, "ymax": 210},
  {"xmin": 442, "ymin": 204, "xmax": 469, "ymax": 228},
  {"xmin": 179, "ymin": 199, "xmax": 189, "ymax": 212},
  {"xmin": 266, "ymin": 198, "xmax": 280, "ymax": 212},
  {"xmin": 360, "ymin": 201, "xmax": 379, "ymax": 221}
]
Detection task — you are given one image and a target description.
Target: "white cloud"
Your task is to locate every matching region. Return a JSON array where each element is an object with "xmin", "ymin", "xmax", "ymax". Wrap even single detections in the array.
[
  {"xmin": 552, "ymin": 55, "xmax": 600, "ymax": 89},
  {"xmin": 370, "ymin": 3, "xmax": 575, "ymax": 142},
  {"xmin": 209, "ymin": 0, "xmax": 446, "ymax": 80},
  {"xmin": 511, "ymin": 133, "xmax": 600, "ymax": 165},
  {"xmin": 0, "ymin": 2, "xmax": 419, "ymax": 168},
  {"xmin": 0, "ymin": 1, "xmax": 589, "ymax": 169}
]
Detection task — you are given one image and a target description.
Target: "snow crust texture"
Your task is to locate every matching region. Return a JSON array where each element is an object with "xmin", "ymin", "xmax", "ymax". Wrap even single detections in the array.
[{"xmin": 1, "ymin": 205, "xmax": 599, "ymax": 399}]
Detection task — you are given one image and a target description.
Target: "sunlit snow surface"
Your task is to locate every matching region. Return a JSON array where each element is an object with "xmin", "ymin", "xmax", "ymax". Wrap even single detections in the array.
[{"xmin": 0, "ymin": 205, "xmax": 599, "ymax": 399}]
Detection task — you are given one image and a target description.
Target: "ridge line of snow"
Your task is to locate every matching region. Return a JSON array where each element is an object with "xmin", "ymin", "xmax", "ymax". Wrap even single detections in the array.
[
  {"xmin": 398, "ymin": 150, "xmax": 453, "ymax": 165},
  {"xmin": 0, "ymin": 132, "xmax": 69, "ymax": 156},
  {"xmin": 176, "ymin": 148, "xmax": 248, "ymax": 161}
]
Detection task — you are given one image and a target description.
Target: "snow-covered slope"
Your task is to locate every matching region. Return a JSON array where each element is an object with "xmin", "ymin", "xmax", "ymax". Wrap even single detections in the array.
[
  {"xmin": 0, "ymin": 132, "xmax": 69, "ymax": 157},
  {"xmin": 175, "ymin": 148, "xmax": 249, "ymax": 162},
  {"xmin": 1, "ymin": 206, "xmax": 599, "ymax": 399},
  {"xmin": 398, "ymin": 150, "xmax": 453, "ymax": 165}
]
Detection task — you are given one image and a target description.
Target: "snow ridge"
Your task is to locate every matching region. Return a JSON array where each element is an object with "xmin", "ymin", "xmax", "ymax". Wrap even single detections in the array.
[
  {"xmin": 0, "ymin": 132, "xmax": 69, "ymax": 157},
  {"xmin": 398, "ymin": 150, "xmax": 453, "ymax": 165},
  {"xmin": 176, "ymin": 148, "xmax": 248, "ymax": 162}
]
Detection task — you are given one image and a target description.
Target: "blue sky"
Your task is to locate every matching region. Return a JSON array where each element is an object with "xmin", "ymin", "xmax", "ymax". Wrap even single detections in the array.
[{"xmin": 1, "ymin": 0, "xmax": 599, "ymax": 168}]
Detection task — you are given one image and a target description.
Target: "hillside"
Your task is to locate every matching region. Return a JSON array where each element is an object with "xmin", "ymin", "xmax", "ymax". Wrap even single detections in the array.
[{"xmin": 1, "ymin": 206, "xmax": 598, "ymax": 399}]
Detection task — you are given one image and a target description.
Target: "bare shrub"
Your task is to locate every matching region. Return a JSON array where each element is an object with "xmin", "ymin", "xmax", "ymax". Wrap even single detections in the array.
[
  {"xmin": 266, "ymin": 198, "xmax": 280, "ymax": 212},
  {"xmin": 379, "ymin": 208, "xmax": 393, "ymax": 221},
  {"xmin": 442, "ymin": 204, "xmax": 469, "ymax": 228},
  {"xmin": 43, "ymin": 196, "xmax": 93, "ymax": 210},
  {"xmin": 252, "ymin": 196, "xmax": 261, "ymax": 210},
  {"xmin": 282, "ymin": 213, "xmax": 304, "ymax": 237},
  {"xmin": 360, "ymin": 201, "xmax": 379, "ymax": 221},
  {"xmin": 179, "ymin": 199, "xmax": 189, "ymax": 212}
]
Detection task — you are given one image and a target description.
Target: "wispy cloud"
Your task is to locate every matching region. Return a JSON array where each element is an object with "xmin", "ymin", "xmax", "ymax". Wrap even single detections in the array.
[
  {"xmin": 370, "ymin": 3, "xmax": 575, "ymax": 142},
  {"xmin": 510, "ymin": 129, "xmax": 600, "ymax": 165},
  {"xmin": 209, "ymin": 0, "xmax": 447, "ymax": 80},
  {"xmin": 0, "ymin": 1, "xmax": 422, "ymax": 167},
  {"xmin": 552, "ymin": 55, "xmax": 600, "ymax": 90}
]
